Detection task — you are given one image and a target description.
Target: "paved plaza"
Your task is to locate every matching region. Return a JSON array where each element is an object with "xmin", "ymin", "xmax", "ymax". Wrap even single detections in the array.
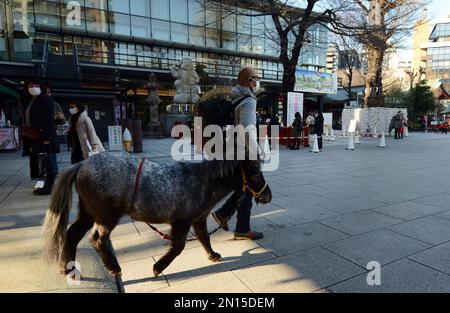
[{"xmin": 1, "ymin": 133, "xmax": 450, "ymax": 293}]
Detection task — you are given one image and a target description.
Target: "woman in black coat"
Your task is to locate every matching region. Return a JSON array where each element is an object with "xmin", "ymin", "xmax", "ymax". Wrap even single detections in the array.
[
  {"xmin": 22, "ymin": 79, "xmax": 60, "ymax": 195},
  {"xmin": 315, "ymin": 111, "xmax": 324, "ymax": 150}
]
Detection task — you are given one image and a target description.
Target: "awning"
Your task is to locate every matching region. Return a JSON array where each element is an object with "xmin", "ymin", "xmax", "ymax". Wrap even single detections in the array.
[
  {"xmin": 0, "ymin": 84, "xmax": 21, "ymax": 100},
  {"xmin": 431, "ymin": 80, "xmax": 450, "ymax": 100}
]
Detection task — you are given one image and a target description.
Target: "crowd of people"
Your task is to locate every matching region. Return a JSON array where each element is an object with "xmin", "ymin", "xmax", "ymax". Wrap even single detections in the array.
[{"xmin": 21, "ymin": 79, "xmax": 103, "ymax": 196}]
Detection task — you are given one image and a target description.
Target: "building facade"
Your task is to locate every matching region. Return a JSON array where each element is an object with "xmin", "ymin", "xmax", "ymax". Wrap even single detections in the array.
[
  {"xmin": 422, "ymin": 16, "xmax": 450, "ymax": 93},
  {"xmin": 0, "ymin": 0, "xmax": 329, "ymax": 136}
]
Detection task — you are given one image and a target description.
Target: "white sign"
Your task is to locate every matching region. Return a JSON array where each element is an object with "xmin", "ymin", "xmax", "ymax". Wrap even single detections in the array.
[
  {"xmin": 287, "ymin": 92, "xmax": 304, "ymax": 127},
  {"xmin": 323, "ymin": 113, "xmax": 333, "ymax": 127},
  {"xmin": 108, "ymin": 126, "xmax": 123, "ymax": 151},
  {"xmin": 348, "ymin": 119, "xmax": 357, "ymax": 133}
]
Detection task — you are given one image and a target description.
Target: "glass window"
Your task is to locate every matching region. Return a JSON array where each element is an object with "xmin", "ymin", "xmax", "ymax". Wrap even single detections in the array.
[
  {"xmin": 237, "ymin": 10, "xmax": 251, "ymax": 35},
  {"xmin": 206, "ymin": 28, "xmax": 219, "ymax": 48},
  {"xmin": 252, "ymin": 15, "xmax": 265, "ymax": 36},
  {"xmin": 35, "ymin": 0, "xmax": 61, "ymax": 27},
  {"xmin": 130, "ymin": 0, "xmax": 151, "ymax": 17},
  {"xmin": 189, "ymin": 26, "xmax": 205, "ymax": 46},
  {"xmin": 223, "ymin": 14, "xmax": 236, "ymax": 32},
  {"xmin": 0, "ymin": 1, "xmax": 6, "ymax": 61},
  {"xmin": 109, "ymin": 13, "xmax": 131, "ymax": 36},
  {"xmin": 252, "ymin": 36, "xmax": 265, "ymax": 55},
  {"xmin": 237, "ymin": 34, "xmax": 251, "ymax": 52},
  {"xmin": 171, "ymin": 0, "xmax": 187, "ymax": 23},
  {"xmin": 188, "ymin": 0, "xmax": 204, "ymax": 26},
  {"xmin": 85, "ymin": 0, "xmax": 108, "ymax": 10},
  {"xmin": 223, "ymin": 31, "xmax": 236, "ymax": 50},
  {"xmin": 131, "ymin": 16, "xmax": 151, "ymax": 38},
  {"xmin": 151, "ymin": 0, "xmax": 169, "ymax": 20},
  {"xmin": 171, "ymin": 23, "xmax": 188, "ymax": 43},
  {"xmin": 205, "ymin": 9, "xmax": 218, "ymax": 29},
  {"xmin": 108, "ymin": 0, "xmax": 129, "ymax": 13},
  {"xmin": 86, "ymin": 8, "xmax": 109, "ymax": 32},
  {"xmin": 152, "ymin": 20, "xmax": 170, "ymax": 40}
]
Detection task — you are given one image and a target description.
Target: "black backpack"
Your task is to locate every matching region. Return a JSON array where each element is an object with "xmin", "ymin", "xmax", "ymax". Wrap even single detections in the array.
[{"xmin": 198, "ymin": 96, "xmax": 251, "ymax": 129}]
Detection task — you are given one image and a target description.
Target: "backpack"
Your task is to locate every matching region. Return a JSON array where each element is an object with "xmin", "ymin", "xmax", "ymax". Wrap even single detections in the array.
[{"xmin": 198, "ymin": 96, "xmax": 251, "ymax": 129}]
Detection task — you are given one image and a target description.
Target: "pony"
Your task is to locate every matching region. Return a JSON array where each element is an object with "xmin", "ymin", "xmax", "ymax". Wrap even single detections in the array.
[{"xmin": 42, "ymin": 152, "xmax": 272, "ymax": 278}]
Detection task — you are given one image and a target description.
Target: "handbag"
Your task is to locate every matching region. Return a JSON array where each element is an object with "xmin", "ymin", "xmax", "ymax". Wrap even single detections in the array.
[{"xmin": 22, "ymin": 126, "xmax": 41, "ymax": 140}]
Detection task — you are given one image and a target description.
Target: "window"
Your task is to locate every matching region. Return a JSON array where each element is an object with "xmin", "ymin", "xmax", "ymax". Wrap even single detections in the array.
[
  {"xmin": 130, "ymin": 0, "xmax": 151, "ymax": 17},
  {"xmin": 189, "ymin": 26, "xmax": 205, "ymax": 46},
  {"xmin": 206, "ymin": 28, "xmax": 220, "ymax": 48},
  {"xmin": 237, "ymin": 10, "xmax": 251, "ymax": 35},
  {"xmin": 151, "ymin": 0, "xmax": 169, "ymax": 20},
  {"xmin": 108, "ymin": 0, "xmax": 129, "ymax": 13},
  {"xmin": 188, "ymin": 0, "xmax": 203, "ymax": 26},
  {"xmin": 223, "ymin": 14, "xmax": 236, "ymax": 32},
  {"xmin": 86, "ymin": 8, "xmax": 109, "ymax": 32},
  {"xmin": 85, "ymin": 0, "xmax": 108, "ymax": 10},
  {"xmin": 35, "ymin": 0, "xmax": 60, "ymax": 27},
  {"xmin": 237, "ymin": 34, "xmax": 251, "ymax": 52},
  {"xmin": 109, "ymin": 12, "xmax": 131, "ymax": 36},
  {"xmin": 131, "ymin": 16, "xmax": 151, "ymax": 38},
  {"xmin": 0, "ymin": 1, "xmax": 6, "ymax": 60},
  {"xmin": 223, "ymin": 31, "xmax": 237, "ymax": 50},
  {"xmin": 152, "ymin": 20, "xmax": 170, "ymax": 40},
  {"xmin": 171, "ymin": 23, "xmax": 188, "ymax": 43},
  {"xmin": 171, "ymin": 0, "xmax": 187, "ymax": 23}
]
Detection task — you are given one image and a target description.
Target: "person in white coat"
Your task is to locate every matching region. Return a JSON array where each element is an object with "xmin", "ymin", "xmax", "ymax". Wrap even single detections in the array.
[{"xmin": 68, "ymin": 101, "xmax": 105, "ymax": 164}]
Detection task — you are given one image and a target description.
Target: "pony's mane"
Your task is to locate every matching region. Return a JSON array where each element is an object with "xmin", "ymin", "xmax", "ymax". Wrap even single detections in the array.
[{"xmin": 190, "ymin": 159, "xmax": 240, "ymax": 181}]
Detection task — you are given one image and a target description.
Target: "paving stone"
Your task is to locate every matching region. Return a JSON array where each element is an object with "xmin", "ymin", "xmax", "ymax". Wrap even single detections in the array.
[
  {"xmin": 323, "ymin": 229, "xmax": 430, "ymax": 267},
  {"xmin": 329, "ymin": 259, "xmax": 450, "ymax": 293},
  {"xmin": 388, "ymin": 216, "xmax": 450, "ymax": 245},
  {"xmin": 373, "ymin": 201, "xmax": 447, "ymax": 221},
  {"xmin": 233, "ymin": 247, "xmax": 365, "ymax": 293}
]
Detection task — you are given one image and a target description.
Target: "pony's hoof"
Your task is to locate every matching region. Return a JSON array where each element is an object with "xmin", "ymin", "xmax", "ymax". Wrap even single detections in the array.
[
  {"xmin": 153, "ymin": 268, "xmax": 161, "ymax": 278},
  {"xmin": 208, "ymin": 252, "xmax": 222, "ymax": 263},
  {"xmin": 109, "ymin": 270, "xmax": 122, "ymax": 277}
]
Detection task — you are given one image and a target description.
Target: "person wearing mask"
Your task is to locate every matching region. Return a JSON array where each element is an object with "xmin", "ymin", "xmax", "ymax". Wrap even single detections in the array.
[
  {"xmin": 212, "ymin": 67, "xmax": 264, "ymax": 240},
  {"xmin": 22, "ymin": 79, "xmax": 60, "ymax": 196},
  {"xmin": 68, "ymin": 101, "xmax": 105, "ymax": 164},
  {"xmin": 315, "ymin": 111, "xmax": 325, "ymax": 150},
  {"xmin": 291, "ymin": 112, "xmax": 304, "ymax": 150}
]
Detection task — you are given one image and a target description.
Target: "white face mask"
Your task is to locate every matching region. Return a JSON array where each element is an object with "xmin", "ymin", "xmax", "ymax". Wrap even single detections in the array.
[
  {"xmin": 250, "ymin": 79, "xmax": 261, "ymax": 94},
  {"xmin": 28, "ymin": 87, "xmax": 41, "ymax": 96},
  {"xmin": 69, "ymin": 108, "xmax": 79, "ymax": 115}
]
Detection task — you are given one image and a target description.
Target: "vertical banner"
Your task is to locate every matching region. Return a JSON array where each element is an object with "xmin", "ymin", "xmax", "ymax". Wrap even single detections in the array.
[
  {"xmin": 108, "ymin": 126, "xmax": 123, "ymax": 151},
  {"xmin": 287, "ymin": 92, "xmax": 304, "ymax": 127}
]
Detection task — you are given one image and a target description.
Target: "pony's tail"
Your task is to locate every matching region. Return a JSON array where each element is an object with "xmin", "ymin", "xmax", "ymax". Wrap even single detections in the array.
[{"xmin": 42, "ymin": 162, "xmax": 83, "ymax": 263}]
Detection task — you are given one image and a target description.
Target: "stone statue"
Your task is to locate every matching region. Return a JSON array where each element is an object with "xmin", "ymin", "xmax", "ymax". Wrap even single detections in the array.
[
  {"xmin": 171, "ymin": 58, "xmax": 201, "ymax": 105},
  {"xmin": 145, "ymin": 73, "xmax": 163, "ymax": 138}
]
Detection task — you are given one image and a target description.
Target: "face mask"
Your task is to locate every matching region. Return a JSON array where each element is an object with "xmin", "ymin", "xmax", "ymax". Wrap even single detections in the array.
[
  {"xmin": 69, "ymin": 108, "xmax": 79, "ymax": 115},
  {"xmin": 28, "ymin": 87, "xmax": 41, "ymax": 96},
  {"xmin": 250, "ymin": 79, "xmax": 261, "ymax": 94}
]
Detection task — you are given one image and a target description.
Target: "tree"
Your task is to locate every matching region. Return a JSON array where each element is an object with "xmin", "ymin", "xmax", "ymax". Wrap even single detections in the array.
[
  {"xmin": 332, "ymin": 34, "xmax": 363, "ymax": 104},
  {"xmin": 346, "ymin": 0, "xmax": 428, "ymax": 108},
  {"xmin": 404, "ymin": 66, "xmax": 426, "ymax": 91},
  {"xmin": 202, "ymin": 0, "xmax": 349, "ymax": 121},
  {"xmin": 405, "ymin": 80, "xmax": 436, "ymax": 120}
]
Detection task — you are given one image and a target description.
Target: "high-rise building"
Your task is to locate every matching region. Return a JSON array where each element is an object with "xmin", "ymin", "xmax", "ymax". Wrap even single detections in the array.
[
  {"xmin": 412, "ymin": 9, "xmax": 430, "ymax": 76},
  {"xmin": 421, "ymin": 16, "xmax": 450, "ymax": 93}
]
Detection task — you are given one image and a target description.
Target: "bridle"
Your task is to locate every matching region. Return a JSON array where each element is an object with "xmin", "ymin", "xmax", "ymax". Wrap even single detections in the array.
[{"xmin": 240, "ymin": 165, "xmax": 268, "ymax": 199}]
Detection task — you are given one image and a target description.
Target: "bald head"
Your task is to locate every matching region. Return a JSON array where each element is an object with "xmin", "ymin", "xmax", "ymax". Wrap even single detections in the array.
[{"xmin": 238, "ymin": 67, "xmax": 261, "ymax": 87}]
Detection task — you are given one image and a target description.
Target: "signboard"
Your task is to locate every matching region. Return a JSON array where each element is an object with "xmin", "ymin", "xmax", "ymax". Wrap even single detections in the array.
[
  {"xmin": 287, "ymin": 92, "xmax": 304, "ymax": 127},
  {"xmin": 108, "ymin": 126, "xmax": 123, "ymax": 151},
  {"xmin": 323, "ymin": 113, "xmax": 333, "ymax": 127},
  {"xmin": 0, "ymin": 127, "xmax": 19, "ymax": 150},
  {"xmin": 294, "ymin": 69, "xmax": 338, "ymax": 95}
]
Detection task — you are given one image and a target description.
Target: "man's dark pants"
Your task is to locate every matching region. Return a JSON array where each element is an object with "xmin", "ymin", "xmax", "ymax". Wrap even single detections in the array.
[{"xmin": 217, "ymin": 191, "xmax": 253, "ymax": 233}]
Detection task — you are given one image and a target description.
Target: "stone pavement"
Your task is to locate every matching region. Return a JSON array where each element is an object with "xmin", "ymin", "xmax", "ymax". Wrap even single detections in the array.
[{"xmin": 2, "ymin": 132, "xmax": 450, "ymax": 293}]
